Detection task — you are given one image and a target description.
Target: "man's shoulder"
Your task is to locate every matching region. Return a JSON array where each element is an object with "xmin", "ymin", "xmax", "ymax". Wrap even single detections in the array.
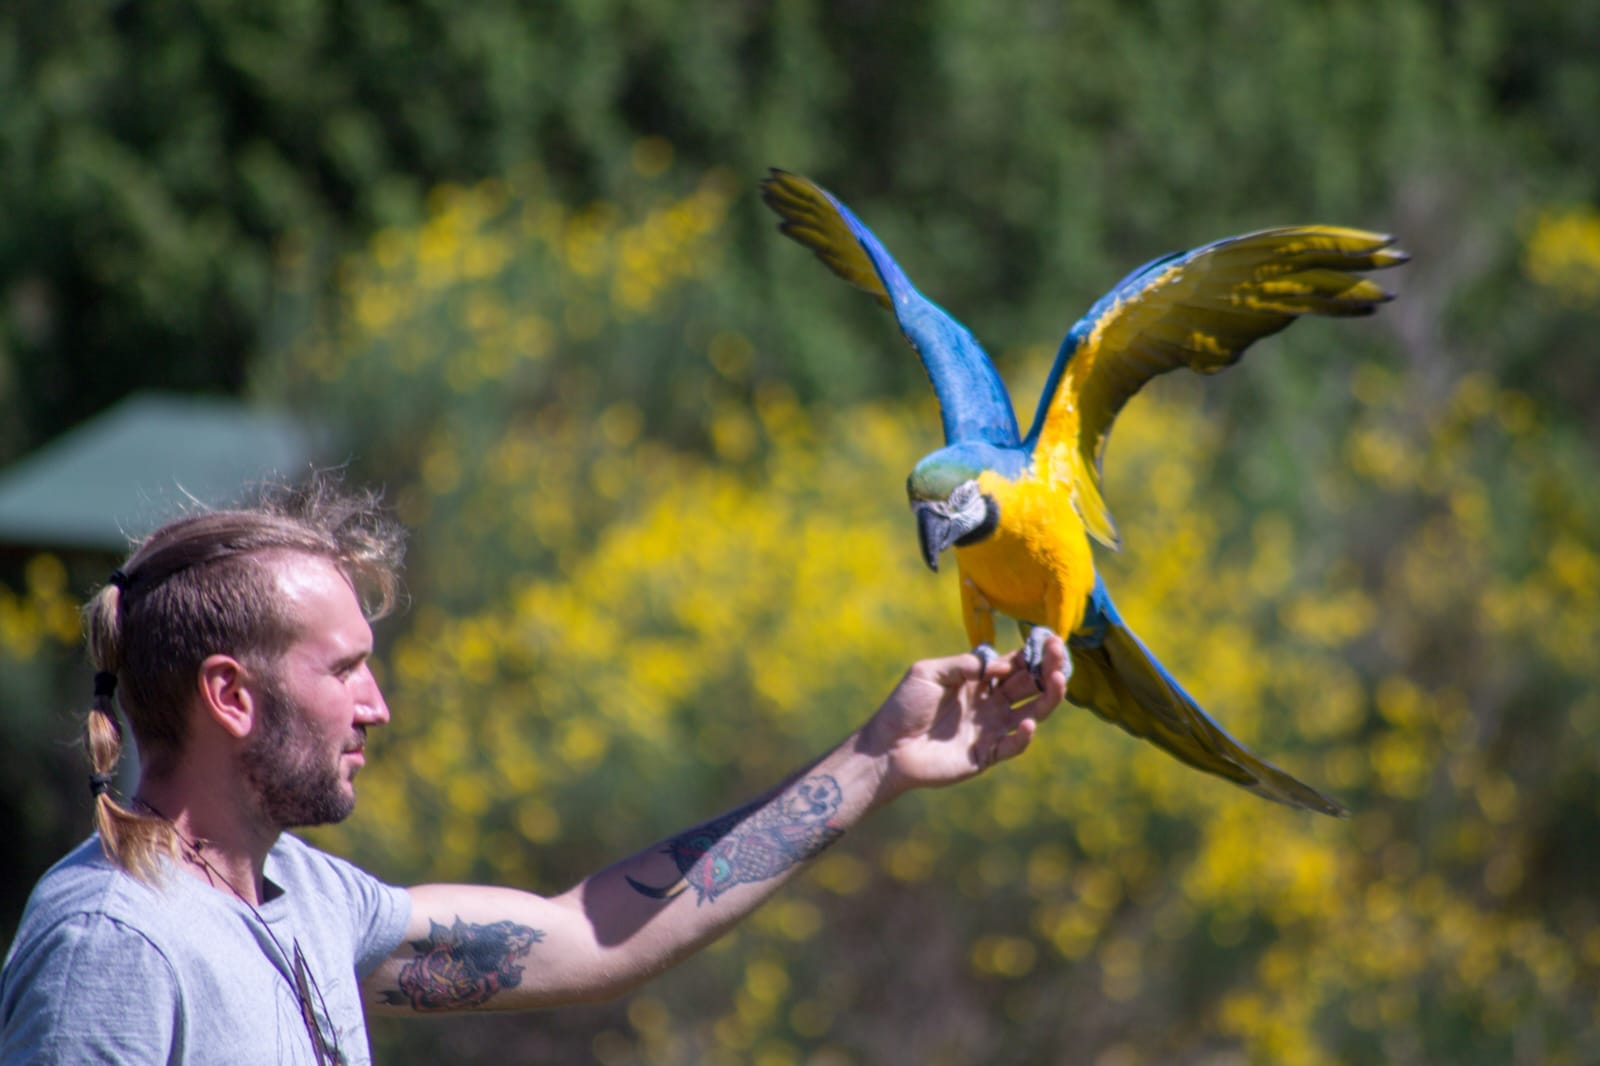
[
  {"xmin": 16, "ymin": 837, "xmax": 166, "ymax": 926},
  {"xmin": 266, "ymin": 834, "xmax": 414, "ymax": 981},
  {"xmin": 3, "ymin": 839, "xmax": 181, "ymax": 998},
  {"xmin": 7, "ymin": 838, "xmax": 182, "ymax": 957}
]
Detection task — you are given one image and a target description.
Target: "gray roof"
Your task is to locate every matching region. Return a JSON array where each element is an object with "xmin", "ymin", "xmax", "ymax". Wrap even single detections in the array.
[{"xmin": 0, "ymin": 392, "xmax": 327, "ymax": 552}]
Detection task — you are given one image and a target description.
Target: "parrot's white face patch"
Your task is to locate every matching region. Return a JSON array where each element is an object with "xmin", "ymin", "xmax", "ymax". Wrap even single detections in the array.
[
  {"xmin": 943, "ymin": 480, "xmax": 987, "ymax": 529},
  {"xmin": 912, "ymin": 479, "xmax": 989, "ymax": 534}
]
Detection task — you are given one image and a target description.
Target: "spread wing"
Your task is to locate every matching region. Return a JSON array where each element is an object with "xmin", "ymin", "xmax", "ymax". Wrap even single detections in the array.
[
  {"xmin": 762, "ymin": 169, "xmax": 1021, "ymax": 448},
  {"xmin": 1024, "ymin": 227, "xmax": 1407, "ymax": 549}
]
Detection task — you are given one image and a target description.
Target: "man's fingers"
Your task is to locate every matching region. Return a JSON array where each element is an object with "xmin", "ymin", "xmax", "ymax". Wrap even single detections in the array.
[
  {"xmin": 1004, "ymin": 690, "xmax": 1058, "ymax": 729},
  {"xmin": 1032, "ymin": 662, "xmax": 1068, "ymax": 717},
  {"xmin": 996, "ymin": 664, "xmax": 1043, "ymax": 704},
  {"xmin": 994, "ymin": 644, "xmax": 1068, "ymax": 705},
  {"xmin": 922, "ymin": 650, "xmax": 1016, "ymax": 690},
  {"xmin": 991, "ymin": 717, "xmax": 1037, "ymax": 764},
  {"xmin": 917, "ymin": 634, "xmax": 1068, "ymax": 696}
]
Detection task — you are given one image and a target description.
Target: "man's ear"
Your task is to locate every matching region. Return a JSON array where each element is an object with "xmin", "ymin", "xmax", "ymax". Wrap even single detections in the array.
[{"xmin": 197, "ymin": 654, "xmax": 257, "ymax": 739}]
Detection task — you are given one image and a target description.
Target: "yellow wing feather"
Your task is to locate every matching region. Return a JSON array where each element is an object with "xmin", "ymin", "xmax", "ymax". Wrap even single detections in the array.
[{"xmin": 1036, "ymin": 226, "xmax": 1407, "ymax": 550}]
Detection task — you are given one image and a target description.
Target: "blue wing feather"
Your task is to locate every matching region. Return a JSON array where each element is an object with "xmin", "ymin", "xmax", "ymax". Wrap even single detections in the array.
[{"xmin": 761, "ymin": 170, "xmax": 1021, "ymax": 448}]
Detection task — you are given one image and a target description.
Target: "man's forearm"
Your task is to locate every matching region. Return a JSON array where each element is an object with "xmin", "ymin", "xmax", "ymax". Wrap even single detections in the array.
[
  {"xmin": 546, "ymin": 728, "xmax": 891, "ymax": 999},
  {"xmin": 616, "ymin": 773, "xmax": 846, "ymax": 905}
]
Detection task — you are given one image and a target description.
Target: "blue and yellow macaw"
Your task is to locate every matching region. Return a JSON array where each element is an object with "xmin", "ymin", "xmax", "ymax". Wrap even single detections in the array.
[{"xmin": 762, "ymin": 169, "xmax": 1407, "ymax": 816}]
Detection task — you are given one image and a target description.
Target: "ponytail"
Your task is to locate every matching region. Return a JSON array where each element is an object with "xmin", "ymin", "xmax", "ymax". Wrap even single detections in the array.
[{"xmin": 82, "ymin": 580, "xmax": 177, "ymax": 882}]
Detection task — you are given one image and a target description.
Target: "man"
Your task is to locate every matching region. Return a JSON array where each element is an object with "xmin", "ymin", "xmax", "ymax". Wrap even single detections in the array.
[{"xmin": 1, "ymin": 476, "xmax": 1067, "ymax": 1064}]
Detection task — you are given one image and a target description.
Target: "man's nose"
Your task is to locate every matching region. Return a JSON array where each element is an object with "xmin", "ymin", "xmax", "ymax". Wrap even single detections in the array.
[{"xmin": 353, "ymin": 664, "xmax": 390, "ymax": 726}]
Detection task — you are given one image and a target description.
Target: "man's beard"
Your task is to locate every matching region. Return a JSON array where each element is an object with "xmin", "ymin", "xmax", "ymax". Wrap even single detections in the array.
[{"xmin": 240, "ymin": 671, "xmax": 360, "ymax": 829}]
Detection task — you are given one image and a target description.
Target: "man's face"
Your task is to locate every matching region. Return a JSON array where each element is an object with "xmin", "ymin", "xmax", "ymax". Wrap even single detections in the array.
[{"xmin": 240, "ymin": 554, "xmax": 389, "ymax": 829}]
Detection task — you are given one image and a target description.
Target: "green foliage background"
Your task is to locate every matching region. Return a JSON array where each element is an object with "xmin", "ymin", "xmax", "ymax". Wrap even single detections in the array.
[{"xmin": 4, "ymin": 2, "xmax": 1600, "ymax": 1063}]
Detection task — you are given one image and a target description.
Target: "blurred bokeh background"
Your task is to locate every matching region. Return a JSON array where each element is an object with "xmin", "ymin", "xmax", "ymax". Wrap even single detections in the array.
[{"xmin": 3, "ymin": 2, "xmax": 1599, "ymax": 1063}]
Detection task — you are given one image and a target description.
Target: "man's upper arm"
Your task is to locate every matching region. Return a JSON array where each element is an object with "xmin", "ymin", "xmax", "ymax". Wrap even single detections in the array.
[
  {"xmin": 1, "ymin": 913, "xmax": 181, "ymax": 1064},
  {"xmin": 361, "ymin": 884, "xmax": 604, "ymax": 1014}
]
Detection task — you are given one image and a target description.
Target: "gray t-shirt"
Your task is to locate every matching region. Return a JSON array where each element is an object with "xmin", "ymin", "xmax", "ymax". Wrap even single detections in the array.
[{"xmin": 1, "ymin": 833, "xmax": 412, "ymax": 1064}]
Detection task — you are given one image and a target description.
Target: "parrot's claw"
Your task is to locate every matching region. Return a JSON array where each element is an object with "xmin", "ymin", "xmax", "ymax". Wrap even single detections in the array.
[
  {"xmin": 973, "ymin": 643, "xmax": 1000, "ymax": 690},
  {"xmin": 1022, "ymin": 626, "xmax": 1058, "ymax": 687}
]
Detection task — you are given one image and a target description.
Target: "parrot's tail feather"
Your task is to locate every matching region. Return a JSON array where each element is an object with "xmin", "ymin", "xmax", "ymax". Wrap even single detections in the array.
[{"xmin": 1068, "ymin": 622, "xmax": 1347, "ymax": 817}]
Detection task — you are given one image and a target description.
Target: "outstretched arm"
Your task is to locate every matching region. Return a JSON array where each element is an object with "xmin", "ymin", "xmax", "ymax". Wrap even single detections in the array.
[{"xmin": 362, "ymin": 639, "xmax": 1068, "ymax": 1013}]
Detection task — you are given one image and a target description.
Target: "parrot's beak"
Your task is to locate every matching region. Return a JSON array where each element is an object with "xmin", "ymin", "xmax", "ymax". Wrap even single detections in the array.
[{"xmin": 916, "ymin": 505, "xmax": 955, "ymax": 572}]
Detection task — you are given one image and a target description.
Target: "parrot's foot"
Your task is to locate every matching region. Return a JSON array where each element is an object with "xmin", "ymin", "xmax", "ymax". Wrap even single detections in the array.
[
  {"xmin": 973, "ymin": 643, "xmax": 1000, "ymax": 689},
  {"xmin": 1022, "ymin": 626, "xmax": 1058, "ymax": 686}
]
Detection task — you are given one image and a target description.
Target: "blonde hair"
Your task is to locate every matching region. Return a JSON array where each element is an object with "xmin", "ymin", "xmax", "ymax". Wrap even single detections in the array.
[{"xmin": 82, "ymin": 472, "xmax": 406, "ymax": 880}]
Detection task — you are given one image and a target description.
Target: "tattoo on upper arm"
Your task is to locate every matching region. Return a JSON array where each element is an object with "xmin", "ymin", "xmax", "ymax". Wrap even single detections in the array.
[
  {"xmin": 380, "ymin": 917, "xmax": 544, "ymax": 1011},
  {"xmin": 626, "ymin": 774, "xmax": 845, "ymax": 904}
]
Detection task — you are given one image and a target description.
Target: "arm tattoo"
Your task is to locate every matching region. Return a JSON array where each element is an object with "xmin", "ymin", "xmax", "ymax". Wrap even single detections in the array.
[
  {"xmin": 381, "ymin": 917, "xmax": 544, "ymax": 1011},
  {"xmin": 626, "ymin": 774, "xmax": 845, "ymax": 905}
]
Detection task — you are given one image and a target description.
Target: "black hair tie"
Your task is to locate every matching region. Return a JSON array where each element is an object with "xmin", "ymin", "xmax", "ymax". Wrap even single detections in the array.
[
  {"xmin": 108, "ymin": 569, "xmax": 130, "ymax": 590},
  {"xmin": 93, "ymin": 671, "xmax": 118, "ymax": 698},
  {"xmin": 89, "ymin": 773, "xmax": 115, "ymax": 798}
]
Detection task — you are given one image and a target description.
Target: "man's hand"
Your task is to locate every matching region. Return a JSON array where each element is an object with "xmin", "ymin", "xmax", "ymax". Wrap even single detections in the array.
[{"xmin": 858, "ymin": 636, "xmax": 1069, "ymax": 804}]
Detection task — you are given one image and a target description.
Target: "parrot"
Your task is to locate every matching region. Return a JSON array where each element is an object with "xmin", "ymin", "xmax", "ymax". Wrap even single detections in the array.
[{"xmin": 761, "ymin": 168, "xmax": 1408, "ymax": 816}]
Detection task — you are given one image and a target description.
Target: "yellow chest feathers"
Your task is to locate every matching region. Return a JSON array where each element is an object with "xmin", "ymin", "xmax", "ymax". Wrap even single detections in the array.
[{"xmin": 954, "ymin": 471, "xmax": 1096, "ymax": 631}]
